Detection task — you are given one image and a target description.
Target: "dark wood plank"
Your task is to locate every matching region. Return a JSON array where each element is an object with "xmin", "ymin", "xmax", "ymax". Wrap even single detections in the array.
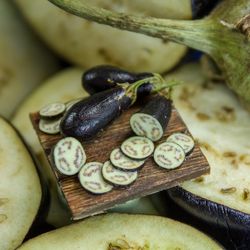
[{"xmin": 30, "ymin": 104, "xmax": 210, "ymax": 220}]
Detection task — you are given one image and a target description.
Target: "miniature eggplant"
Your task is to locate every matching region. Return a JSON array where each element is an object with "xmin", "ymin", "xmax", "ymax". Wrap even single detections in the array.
[
  {"xmin": 61, "ymin": 75, "xmax": 175, "ymax": 139},
  {"xmin": 82, "ymin": 65, "xmax": 153, "ymax": 95},
  {"xmin": 130, "ymin": 95, "xmax": 172, "ymax": 141},
  {"xmin": 60, "ymin": 87, "xmax": 131, "ymax": 139}
]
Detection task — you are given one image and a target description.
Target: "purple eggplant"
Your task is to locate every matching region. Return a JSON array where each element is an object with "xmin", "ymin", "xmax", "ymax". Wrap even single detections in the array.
[
  {"xmin": 61, "ymin": 72, "xmax": 177, "ymax": 140},
  {"xmin": 60, "ymin": 87, "xmax": 132, "ymax": 139},
  {"xmin": 82, "ymin": 65, "xmax": 153, "ymax": 96}
]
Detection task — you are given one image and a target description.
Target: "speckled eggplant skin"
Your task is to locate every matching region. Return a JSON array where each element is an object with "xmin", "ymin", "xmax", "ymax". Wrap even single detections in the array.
[
  {"xmin": 168, "ymin": 187, "xmax": 250, "ymax": 250},
  {"xmin": 60, "ymin": 87, "xmax": 131, "ymax": 139},
  {"xmin": 139, "ymin": 95, "xmax": 172, "ymax": 131},
  {"xmin": 82, "ymin": 65, "xmax": 153, "ymax": 95},
  {"xmin": 191, "ymin": 0, "xmax": 219, "ymax": 18}
]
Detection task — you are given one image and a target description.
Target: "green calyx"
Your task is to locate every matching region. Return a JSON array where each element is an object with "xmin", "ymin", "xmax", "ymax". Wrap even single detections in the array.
[
  {"xmin": 49, "ymin": 0, "xmax": 250, "ymax": 109},
  {"xmin": 124, "ymin": 73, "xmax": 179, "ymax": 104}
]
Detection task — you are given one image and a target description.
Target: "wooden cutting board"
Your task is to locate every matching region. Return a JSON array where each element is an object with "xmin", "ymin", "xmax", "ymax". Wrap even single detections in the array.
[{"xmin": 30, "ymin": 104, "xmax": 210, "ymax": 220}]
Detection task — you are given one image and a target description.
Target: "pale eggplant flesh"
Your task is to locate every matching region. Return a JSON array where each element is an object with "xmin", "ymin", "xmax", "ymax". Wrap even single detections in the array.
[{"xmin": 162, "ymin": 63, "xmax": 250, "ymax": 250}]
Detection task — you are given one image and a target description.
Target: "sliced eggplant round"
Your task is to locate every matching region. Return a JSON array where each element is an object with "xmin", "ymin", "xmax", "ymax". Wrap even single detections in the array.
[
  {"xmin": 39, "ymin": 102, "xmax": 65, "ymax": 118},
  {"xmin": 78, "ymin": 162, "xmax": 113, "ymax": 194},
  {"xmin": 18, "ymin": 214, "xmax": 222, "ymax": 250},
  {"xmin": 121, "ymin": 136, "xmax": 154, "ymax": 160},
  {"xmin": 167, "ymin": 132, "xmax": 195, "ymax": 154},
  {"xmin": 102, "ymin": 161, "xmax": 138, "ymax": 186},
  {"xmin": 130, "ymin": 95, "xmax": 172, "ymax": 141},
  {"xmin": 154, "ymin": 142, "xmax": 185, "ymax": 169},
  {"xmin": 110, "ymin": 148, "xmax": 145, "ymax": 171},
  {"xmin": 39, "ymin": 118, "xmax": 61, "ymax": 135},
  {"xmin": 53, "ymin": 137, "xmax": 86, "ymax": 176},
  {"xmin": 164, "ymin": 62, "xmax": 250, "ymax": 249},
  {"xmin": 0, "ymin": 117, "xmax": 41, "ymax": 250}
]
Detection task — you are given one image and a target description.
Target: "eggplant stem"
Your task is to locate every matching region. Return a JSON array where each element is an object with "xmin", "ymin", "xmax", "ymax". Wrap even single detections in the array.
[{"xmin": 48, "ymin": 0, "xmax": 217, "ymax": 54}]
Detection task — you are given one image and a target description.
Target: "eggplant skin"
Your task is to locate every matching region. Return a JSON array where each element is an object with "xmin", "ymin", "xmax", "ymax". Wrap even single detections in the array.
[
  {"xmin": 60, "ymin": 87, "xmax": 131, "ymax": 139},
  {"xmin": 168, "ymin": 187, "xmax": 250, "ymax": 250},
  {"xmin": 191, "ymin": 0, "xmax": 219, "ymax": 18}
]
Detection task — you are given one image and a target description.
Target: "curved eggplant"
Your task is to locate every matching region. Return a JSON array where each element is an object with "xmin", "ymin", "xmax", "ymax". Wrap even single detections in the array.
[
  {"xmin": 82, "ymin": 65, "xmax": 153, "ymax": 95},
  {"xmin": 60, "ymin": 87, "xmax": 132, "ymax": 139}
]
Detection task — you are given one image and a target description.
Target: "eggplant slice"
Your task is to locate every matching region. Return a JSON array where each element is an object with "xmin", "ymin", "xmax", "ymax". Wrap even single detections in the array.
[
  {"xmin": 18, "ymin": 214, "xmax": 222, "ymax": 250},
  {"xmin": 0, "ymin": 117, "xmax": 41, "ymax": 250},
  {"xmin": 164, "ymin": 63, "xmax": 250, "ymax": 249}
]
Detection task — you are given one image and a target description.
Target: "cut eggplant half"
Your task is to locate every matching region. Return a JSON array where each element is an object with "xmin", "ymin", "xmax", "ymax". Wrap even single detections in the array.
[
  {"xmin": 39, "ymin": 102, "xmax": 65, "ymax": 118},
  {"xmin": 102, "ymin": 161, "xmax": 138, "ymax": 186},
  {"xmin": 18, "ymin": 214, "xmax": 222, "ymax": 250},
  {"xmin": 154, "ymin": 142, "xmax": 185, "ymax": 169},
  {"xmin": 167, "ymin": 132, "xmax": 195, "ymax": 154},
  {"xmin": 39, "ymin": 117, "xmax": 61, "ymax": 135},
  {"xmin": 78, "ymin": 162, "xmax": 113, "ymax": 194},
  {"xmin": 130, "ymin": 95, "xmax": 172, "ymax": 141},
  {"xmin": 53, "ymin": 137, "xmax": 86, "ymax": 176},
  {"xmin": 164, "ymin": 62, "xmax": 250, "ymax": 249},
  {"xmin": 110, "ymin": 148, "xmax": 145, "ymax": 171},
  {"xmin": 0, "ymin": 117, "xmax": 41, "ymax": 250},
  {"xmin": 121, "ymin": 136, "xmax": 154, "ymax": 160}
]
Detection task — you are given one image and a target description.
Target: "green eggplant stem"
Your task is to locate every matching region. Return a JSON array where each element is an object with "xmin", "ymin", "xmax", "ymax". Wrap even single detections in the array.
[{"xmin": 48, "ymin": 0, "xmax": 250, "ymax": 109}]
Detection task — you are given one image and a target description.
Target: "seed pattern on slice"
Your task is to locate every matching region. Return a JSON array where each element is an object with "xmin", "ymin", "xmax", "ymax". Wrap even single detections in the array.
[
  {"xmin": 39, "ymin": 102, "xmax": 65, "ymax": 118},
  {"xmin": 79, "ymin": 162, "xmax": 113, "ymax": 194},
  {"xmin": 110, "ymin": 148, "xmax": 145, "ymax": 171},
  {"xmin": 39, "ymin": 118, "xmax": 61, "ymax": 134},
  {"xmin": 53, "ymin": 137, "xmax": 86, "ymax": 175},
  {"xmin": 121, "ymin": 136, "xmax": 154, "ymax": 160},
  {"xmin": 102, "ymin": 161, "xmax": 138, "ymax": 186},
  {"xmin": 167, "ymin": 133, "xmax": 195, "ymax": 154},
  {"xmin": 154, "ymin": 142, "xmax": 185, "ymax": 169},
  {"xmin": 130, "ymin": 113, "xmax": 163, "ymax": 141}
]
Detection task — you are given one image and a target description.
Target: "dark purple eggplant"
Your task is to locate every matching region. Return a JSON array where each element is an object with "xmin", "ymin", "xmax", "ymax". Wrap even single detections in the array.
[
  {"xmin": 60, "ymin": 87, "xmax": 131, "ymax": 139},
  {"xmin": 61, "ymin": 73, "xmax": 177, "ymax": 139},
  {"xmin": 130, "ymin": 95, "xmax": 172, "ymax": 142},
  {"xmin": 191, "ymin": 0, "xmax": 219, "ymax": 18},
  {"xmin": 82, "ymin": 65, "xmax": 153, "ymax": 95}
]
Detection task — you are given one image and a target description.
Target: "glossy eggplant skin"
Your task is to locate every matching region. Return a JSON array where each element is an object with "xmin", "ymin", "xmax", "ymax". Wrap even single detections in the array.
[
  {"xmin": 139, "ymin": 95, "xmax": 172, "ymax": 130},
  {"xmin": 168, "ymin": 187, "xmax": 250, "ymax": 250},
  {"xmin": 82, "ymin": 65, "xmax": 153, "ymax": 95},
  {"xmin": 60, "ymin": 87, "xmax": 131, "ymax": 139},
  {"xmin": 191, "ymin": 0, "xmax": 219, "ymax": 18}
]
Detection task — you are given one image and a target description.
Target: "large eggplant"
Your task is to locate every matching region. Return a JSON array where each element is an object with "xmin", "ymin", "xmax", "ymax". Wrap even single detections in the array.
[
  {"xmin": 18, "ymin": 214, "xmax": 222, "ymax": 250},
  {"xmin": 0, "ymin": 117, "xmax": 41, "ymax": 250},
  {"xmin": 161, "ymin": 63, "xmax": 250, "ymax": 250},
  {"xmin": 15, "ymin": 0, "xmax": 217, "ymax": 73}
]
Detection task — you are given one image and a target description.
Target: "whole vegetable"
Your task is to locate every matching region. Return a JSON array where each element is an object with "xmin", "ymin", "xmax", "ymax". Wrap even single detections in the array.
[
  {"xmin": 61, "ymin": 74, "xmax": 176, "ymax": 139},
  {"xmin": 82, "ymin": 65, "xmax": 153, "ymax": 95},
  {"xmin": 49, "ymin": 0, "xmax": 250, "ymax": 109}
]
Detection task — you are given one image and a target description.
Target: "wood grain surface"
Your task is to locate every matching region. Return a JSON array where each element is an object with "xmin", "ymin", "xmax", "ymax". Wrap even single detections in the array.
[{"xmin": 30, "ymin": 104, "xmax": 210, "ymax": 220}]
